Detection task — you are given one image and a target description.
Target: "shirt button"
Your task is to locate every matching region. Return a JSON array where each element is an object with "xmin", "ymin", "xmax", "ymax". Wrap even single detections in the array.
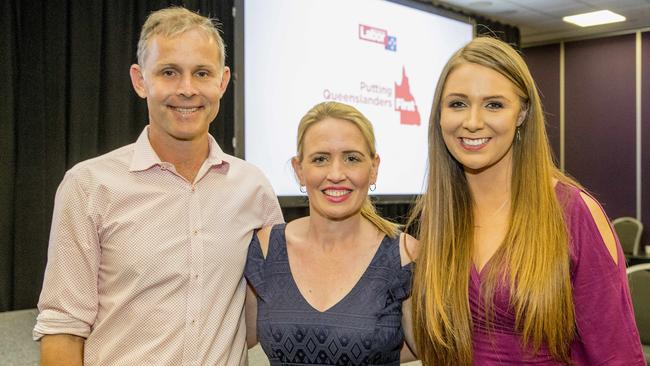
[{"xmin": 192, "ymin": 229, "xmax": 199, "ymax": 236}]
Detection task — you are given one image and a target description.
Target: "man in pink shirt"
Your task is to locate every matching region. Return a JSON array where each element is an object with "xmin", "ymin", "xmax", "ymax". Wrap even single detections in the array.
[{"xmin": 33, "ymin": 7, "xmax": 283, "ymax": 365}]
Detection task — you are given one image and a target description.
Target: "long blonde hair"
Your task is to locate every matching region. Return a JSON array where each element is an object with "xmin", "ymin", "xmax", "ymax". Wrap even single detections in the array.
[
  {"xmin": 410, "ymin": 37, "xmax": 576, "ymax": 365},
  {"xmin": 296, "ymin": 102, "xmax": 400, "ymax": 238}
]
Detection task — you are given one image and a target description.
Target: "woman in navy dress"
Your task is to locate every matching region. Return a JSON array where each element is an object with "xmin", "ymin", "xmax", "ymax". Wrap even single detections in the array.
[{"xmin": 245, "ymin": 101, "xmax": 418, "ymax": 365}]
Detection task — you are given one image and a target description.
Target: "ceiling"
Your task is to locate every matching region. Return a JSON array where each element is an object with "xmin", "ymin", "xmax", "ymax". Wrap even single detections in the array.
[{"xmin": 429, "ymin": 0, "xmax": 650, "ymax": 47}]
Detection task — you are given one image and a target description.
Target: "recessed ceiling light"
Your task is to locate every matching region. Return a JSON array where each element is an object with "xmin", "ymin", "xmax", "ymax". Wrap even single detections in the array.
[{"xmin": 563, "ymin": 10, "xmax": 625, "ymax": 27}]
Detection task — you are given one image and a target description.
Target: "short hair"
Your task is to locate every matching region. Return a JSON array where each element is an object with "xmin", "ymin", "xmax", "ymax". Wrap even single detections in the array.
[{"xmin": 137, "ymin": 7, "xmax": 226, "ymax": 69}]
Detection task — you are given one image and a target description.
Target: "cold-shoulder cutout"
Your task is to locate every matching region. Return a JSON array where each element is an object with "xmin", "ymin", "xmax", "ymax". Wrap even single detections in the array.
[
  {"xmin": 578, "ymin": 191, "xmax": 618, "ymax": 265},
  {"xmin": 256, "ymin": 226, "xmax": 272, "ymax": 259},
  {"xmin": 399, "ymin": 233, "xmax": 419, "ymax": 266}
]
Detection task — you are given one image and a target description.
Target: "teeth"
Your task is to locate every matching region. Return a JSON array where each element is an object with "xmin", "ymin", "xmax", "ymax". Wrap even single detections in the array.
[
  {"xmin": 172, "ymin": 107, "xmax": 199, "ymax": 114},
  {"xmin": 462, "ymin": 138, "xmax": 489, "ymax": 146},
  {"xmin": 323, "ymin": 189, "xmax": 350, "ymax": 197}
]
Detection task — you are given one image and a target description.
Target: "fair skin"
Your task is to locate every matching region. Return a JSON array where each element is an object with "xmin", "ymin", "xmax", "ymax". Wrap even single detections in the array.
[
  {"xmin": 440, "ymin": 62, "xmax": 617, "ymax": 273},
  {"xmin": 130, "ymin": 28, "xmax": 230, "ymax": 182},
  {"xmin": 41, "ymin": 334, "xmax": 84, "ymax": 366},
  {"xmin": 245, "ymin": 118, "xmax": 419, "ymax": 360},
  {"xmin": 294, "ymin": 118, "xmax": 380, "ymax": 223},
  {"xmin": 40, "ymin": 27, "xmax": 230, "ymax": 366}
]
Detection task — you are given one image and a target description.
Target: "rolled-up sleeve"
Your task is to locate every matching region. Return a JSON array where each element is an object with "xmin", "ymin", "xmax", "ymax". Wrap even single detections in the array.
[{"xmin": 33, "ymin": 171, "xmax": 100, "ymax": 340}]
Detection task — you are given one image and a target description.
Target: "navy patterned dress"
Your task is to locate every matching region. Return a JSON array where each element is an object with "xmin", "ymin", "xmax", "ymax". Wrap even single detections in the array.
[{"xmin": 245, "ymin": 224, "xmax": 413, "ymax": 366}]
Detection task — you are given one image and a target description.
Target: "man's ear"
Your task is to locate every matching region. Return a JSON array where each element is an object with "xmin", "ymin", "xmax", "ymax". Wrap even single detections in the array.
[
  {"xmin": 218, "ymin": 66, "xmax": 231, "ymax": 97},
  {"xmin": 291, "ymin": 157, "xmax": 305, "ymax": 186},
  {"xmin": 129, "ymin": 64, "xmax": 147, "ymax": 99}
]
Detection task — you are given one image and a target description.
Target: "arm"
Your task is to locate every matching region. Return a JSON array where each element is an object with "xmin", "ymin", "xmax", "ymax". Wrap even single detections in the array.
[
  {"xmin": 244, "ymin": 228, "xmax": 272, "ymax": 348},
  {"xmin": 400, "ymin": 296, "xmax": 417, "ymax": 362},
  {"xmin": 34, "ymin": 172, "xmax": 100, "ymax": 359},
  {"xmin": 570, "ymin": 192, "xmax": 645, "ymax": 364},
  {"xmin": 40, "ymin": 334, "xmax": 84, "ymax": 366},
  {"xmin": 245, "ymin": 284, "xmax": 259, "ymax": 348},
  {"xmin": 579, "ymin": 192, "xmax": 618, "ymax": 264},
  {"xmin": 399, "ymin": 233, "xmax": 419, "ymax": 360}
]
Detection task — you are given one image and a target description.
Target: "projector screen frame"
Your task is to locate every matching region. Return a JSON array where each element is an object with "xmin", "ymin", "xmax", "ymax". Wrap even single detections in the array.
[{"xmin": 233, "ymin": 0, "xmax": 475, "ymax": 207}]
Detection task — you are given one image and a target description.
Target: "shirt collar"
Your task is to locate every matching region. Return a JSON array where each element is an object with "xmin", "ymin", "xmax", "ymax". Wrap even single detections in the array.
[{"xmin": 129, "ymin": 126, "xmax": 229, "ymax": 173}]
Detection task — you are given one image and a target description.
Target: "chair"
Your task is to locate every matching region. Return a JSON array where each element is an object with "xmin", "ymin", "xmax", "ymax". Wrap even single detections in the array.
[
  {"xmin": 613, "ymin": 217, "xmax": 643, "ymax": 256},
  {"xmin": 627, "ymin": 263, "xmax": 650, "ymax": 365},
  {"xmin": 0, "ymin": 308, "xmax": 39, "ymax": 365}
]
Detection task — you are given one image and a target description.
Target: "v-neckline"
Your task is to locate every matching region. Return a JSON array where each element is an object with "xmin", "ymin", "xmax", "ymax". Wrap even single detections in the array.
[
  {"xmin": 471, "ymin": 262, "xmax": 486, "ymax": 286},
  {"xmin": 473, "ymin": 254, "xmax": 494, "ymax": 279},
  {"xmin": 281, "ymin": 224, "xmax": 388, "ymax": 314},
  {"xmin": 471, "ymin": 184, "xmax": 566, "ymax": 281}
]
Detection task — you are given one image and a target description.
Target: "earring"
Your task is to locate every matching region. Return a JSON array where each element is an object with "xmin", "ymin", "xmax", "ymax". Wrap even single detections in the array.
[
  {"xmin": 299, "ymin": 186, "xmax": 307, "ymax": 193},
  {"xmin": 369, "ymin": 184, "xmax": 376, "ymax": 192}
]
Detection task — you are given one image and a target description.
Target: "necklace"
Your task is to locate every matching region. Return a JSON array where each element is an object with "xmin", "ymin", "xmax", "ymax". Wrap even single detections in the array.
[{"xmin": 492, "ymin": 198, "xmax": 510, "ymax": 216}]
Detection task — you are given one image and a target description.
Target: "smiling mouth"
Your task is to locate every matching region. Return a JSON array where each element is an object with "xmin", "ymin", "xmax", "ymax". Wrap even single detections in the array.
[
  {"xmin": 323, "ymin": 189, "xmax": 351, "ymax": 197},
  {"xmin": 460, "ymin": 137, "xmax": 490, "ymax": 147},
  {"xmin": 169, "ymin": 106, "xmax": 201, "ymax": 114}
]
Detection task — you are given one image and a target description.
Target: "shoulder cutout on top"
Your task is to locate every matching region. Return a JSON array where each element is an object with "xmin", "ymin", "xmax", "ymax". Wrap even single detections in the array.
[
  {"xmin": 400, "ymin": 233, "xmax": 420, "ymax": 266},
  {"xmin": 577, "ymin": 191, "xmax": 618, "ymax": 265},
  {"xmin": 256, "ymin": 226, "xmax": 273, "ymax": 259}
]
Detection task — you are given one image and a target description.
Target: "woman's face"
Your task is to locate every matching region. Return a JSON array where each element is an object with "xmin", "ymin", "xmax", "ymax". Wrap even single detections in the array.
[
  {"xmin": 293, "ymin": 117, "xmax": 379, "ymax": 221},
  {"xmin": 439, "ymin": 62, "xmax": 525, "ymax": 175}
]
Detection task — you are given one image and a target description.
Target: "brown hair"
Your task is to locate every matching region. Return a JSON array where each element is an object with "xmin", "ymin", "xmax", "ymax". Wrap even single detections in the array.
[
  {"xmin": 296, "ymin": 102, "xmax": 400, "ymax": 238},
  {"xmin": 410, "ymin": 37, "xmax": 577, "ymax": 365}
]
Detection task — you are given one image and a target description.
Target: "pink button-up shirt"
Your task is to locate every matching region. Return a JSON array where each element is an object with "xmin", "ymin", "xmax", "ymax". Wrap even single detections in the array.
[{"xmin": 34, "ymin": 127, "xmax": 283, "ymax": 365}]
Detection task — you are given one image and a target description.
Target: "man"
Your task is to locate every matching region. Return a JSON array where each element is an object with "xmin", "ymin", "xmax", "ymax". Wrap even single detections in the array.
[{"xmin": 33, "ymin": 7, "xmax": 283, "ymax": 365}]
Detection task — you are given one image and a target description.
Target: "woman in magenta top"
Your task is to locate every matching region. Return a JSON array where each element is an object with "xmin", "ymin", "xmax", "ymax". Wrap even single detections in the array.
[{"xmin": 409, "ymin": 37, "xmax": 645, "ymax": 365}]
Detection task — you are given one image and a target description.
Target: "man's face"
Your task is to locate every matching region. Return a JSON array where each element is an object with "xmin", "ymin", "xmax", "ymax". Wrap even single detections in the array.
[{"xmin": 130, "ymin": 28, "xmax": 230, "ymax": 147}]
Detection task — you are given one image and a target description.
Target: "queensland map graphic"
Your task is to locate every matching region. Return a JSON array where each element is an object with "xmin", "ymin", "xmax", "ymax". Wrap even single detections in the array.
[{"xmin": 394, "ymin": 66, "xmax": 420, "ymax": 125}]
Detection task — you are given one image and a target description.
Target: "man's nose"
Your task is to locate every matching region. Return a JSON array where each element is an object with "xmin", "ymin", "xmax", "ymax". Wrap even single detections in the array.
[{"xmin": 177, "ymin": 74, "xmax": 198, "ymax": 97}]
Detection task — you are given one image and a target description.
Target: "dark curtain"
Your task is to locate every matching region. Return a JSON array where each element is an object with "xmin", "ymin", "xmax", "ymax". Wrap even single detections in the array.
[
  {"xmin": 0, "ymin": 0, "xmax": 234, "ymax": 311},
  {"xmin": 1, "ymin": 0, "xmax": 17, "ymax": 312}
]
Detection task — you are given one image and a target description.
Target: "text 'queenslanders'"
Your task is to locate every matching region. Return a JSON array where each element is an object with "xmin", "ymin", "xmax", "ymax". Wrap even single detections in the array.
[{"xmin": 323, "ymin": 81, "xmax": 393, "ymax": 108}]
